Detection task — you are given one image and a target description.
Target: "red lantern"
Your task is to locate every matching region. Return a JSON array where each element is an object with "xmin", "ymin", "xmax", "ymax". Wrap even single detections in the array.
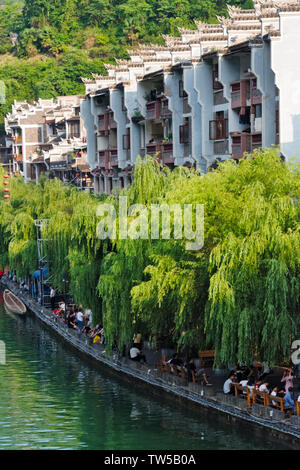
[
  {"xmin": 4, "ymin": 182, "xmax": 9, "ymax": 186},
  {"xmin": 4, "ymin": 195, "xmax": 10, "ymax": 199},
  {"xmin": 3, "ymin": 175, "xmax": 9, "ymax": 179},
  {"xmin": 4, "ymin": 189, "xmax": 10, "ymax": 193}
]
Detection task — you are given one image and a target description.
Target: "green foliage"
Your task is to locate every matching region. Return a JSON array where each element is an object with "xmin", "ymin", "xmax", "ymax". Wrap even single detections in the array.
[{"xmin": 0, "ymin": 150, "xmax": 299, "ymax": 365}]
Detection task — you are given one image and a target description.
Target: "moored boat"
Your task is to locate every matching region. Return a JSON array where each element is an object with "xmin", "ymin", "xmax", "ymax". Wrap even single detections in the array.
[{"xmin": 3, "ymin": 289, "xmax": 26, "ymax": 315}]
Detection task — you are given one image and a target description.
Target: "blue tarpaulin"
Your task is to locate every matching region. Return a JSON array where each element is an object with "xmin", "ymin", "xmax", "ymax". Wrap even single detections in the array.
[{"xmin": 33, "ymin": 268, "xmax": 49, "ymax": 279}]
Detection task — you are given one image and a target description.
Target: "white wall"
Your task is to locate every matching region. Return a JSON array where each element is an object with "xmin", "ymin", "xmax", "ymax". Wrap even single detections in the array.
[{"xmin": 271, "ymin": 13, "xmax": 300, "ymax": 162}]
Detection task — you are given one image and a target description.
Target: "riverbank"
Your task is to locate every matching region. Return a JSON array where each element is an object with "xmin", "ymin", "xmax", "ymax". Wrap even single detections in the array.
[{"xmin": 1, "ymin": 277, "xmax": 300, "ymax": 449}]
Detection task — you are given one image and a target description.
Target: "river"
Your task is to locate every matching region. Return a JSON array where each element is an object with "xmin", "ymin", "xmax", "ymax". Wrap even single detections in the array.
[{"xmin": 0, "ymin": 294, "xmax": 286, "ymax": 450}]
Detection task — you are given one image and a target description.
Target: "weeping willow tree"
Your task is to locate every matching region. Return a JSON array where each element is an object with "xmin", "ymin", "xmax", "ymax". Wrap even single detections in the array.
[
  {"xmin": 0, "ymin": 149, "xmax": 299, "ymax": 365},
  {"xmin": 130, "ymin": 150, "xmax": 300, "ymax": 365}
]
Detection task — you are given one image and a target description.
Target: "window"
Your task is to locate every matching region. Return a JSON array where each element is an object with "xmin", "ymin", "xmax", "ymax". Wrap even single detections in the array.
[
  {"xmin": 255, "ymin": 104, "xmax": 262, "ymax": 118},
  {"xmin": 179, "ymin": 123, "xmax": 189, "ymax": 144},
  {"xmin": 122, "ymin": 133, "xmax": 130, "ymax": 150},
  {"xmin": 179, "ymin": 80, "xmax": 187, "ymax": 98}
]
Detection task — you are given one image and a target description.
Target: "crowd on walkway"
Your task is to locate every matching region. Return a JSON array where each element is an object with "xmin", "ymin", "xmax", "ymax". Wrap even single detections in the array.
[{"xmin": 223, "ymin": 363, "xmax": 300, "ymax": 416}]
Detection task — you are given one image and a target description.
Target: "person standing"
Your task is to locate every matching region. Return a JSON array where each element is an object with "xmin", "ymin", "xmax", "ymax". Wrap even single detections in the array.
[
  {"xmin": 50, "ymin": 287, "xmax": 56, "ymax": 310},
  {"xmin": 281, "ymin": 369, "xmax": 294, "ymax": 393},
  {"xmin": 76, "ymin": 308, "xmax": 84, "ymax": 334}
]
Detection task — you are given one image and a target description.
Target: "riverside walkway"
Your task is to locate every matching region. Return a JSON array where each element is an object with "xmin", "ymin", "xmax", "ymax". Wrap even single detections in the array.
[{"xmin": 1, "ymin": 277, "xmax": 300, "ymax": 448}]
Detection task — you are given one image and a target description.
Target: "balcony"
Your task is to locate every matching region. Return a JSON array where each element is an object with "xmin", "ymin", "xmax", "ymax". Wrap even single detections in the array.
[
  {"xmin": 146, "ymin": 143, "xmax": 161, "ymax": 157},
  {"xmin": 161, "ymin": 98, "xmax": 172, "ymax": 118},
  {"xmin": 110, "ymin": 149, "xmax": 118, "ymax": 166},
  {"xmin": 108, "ymin": 111, "xmax": 117, "ymax": 129},
  {"xmin": 231, "ymin": 81, "xmax": 247, "ymax": 110},
  {"xmin": 213, "ymin": 90, "xmax": 227, "ymax": 106},
  {"xmin": 251, "ymin": 132, "xmax": 262, "ymax": 151},
  {"xmin": 146, "ymin": 101, "xmax": 161, "ymax": 120},
  {"xmin": 98, "ymin": 114, "xmax": 108, "ymax": 133},
  {"xmin": 161, "ymin": 143, "xmax": 174, "ymax": 164},
  {"xmin": 214, "ymin": 140, "xmax": 229, "ymax": 155},
  {"xmin": 251, "ymin": 87, "xmax": 262, "ymax": 105},
  {"xmin": 99, "ymin": 150, "xmax": 106, "ymax": 168},
  {"xmin": 231, "ymin": 132, "xmax": 262, "ymax": 159}
]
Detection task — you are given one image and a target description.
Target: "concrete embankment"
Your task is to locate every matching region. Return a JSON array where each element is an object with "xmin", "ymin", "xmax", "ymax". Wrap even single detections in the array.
[{"xmin": 1, "ymin": 277, "xmax": 300, "ymax": 449}]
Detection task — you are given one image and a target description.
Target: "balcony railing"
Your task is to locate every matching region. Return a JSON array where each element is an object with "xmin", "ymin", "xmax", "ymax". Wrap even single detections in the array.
[
  {"xmin": 110, "ymin": 149, "xmax": 118, "ymax": 166},
  {"xmin": 231, "ymin": 132, "xmax": 261, "ymax": 159},
  {"xmin": 98, "ymin": 114, "xmax": 107, "ymax": 132},
  {"xmin": 108, "ymin": 112, "xmax": 117, "ymax": 129},
  {"xmin": 251, "ymin": 87, "xmax": 262, "ymax": 105},
  {"xmin": 161, "ymin": 143, "xmax": 174, "ymax": 164},
  {"xmin": 214, "ymin": 140, "xmax": 229, "ymax": 155},
  {"xmin": 213, "ymin": 90, "xmax": 227, "ymax": 106},
  {"xmin": 161, "ymin": 98, "xmax": 172, "ymax": 118},
  {"xmin": 231, "ymin": 81, "xmax": 247, "ymax": 109},
  {"xmin": 146, "ymin": 101, "xmax": 161, "ymax": 120},
  {"xmin": 146, "ymin": 143, "xmax": 161, "ymax": 156},
  {"xmin": 99, "ymin": 150, "xmax": 106, "ymax": 168}
]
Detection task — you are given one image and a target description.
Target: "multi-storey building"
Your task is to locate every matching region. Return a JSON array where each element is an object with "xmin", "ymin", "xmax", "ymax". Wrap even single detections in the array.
[
  {"xmin": 81, "ymin": 0, "xmax": 300, "ymax": 194},
  {"xmin": 5, "ymin": 96, "xmax": 91, "ymax": 189}
]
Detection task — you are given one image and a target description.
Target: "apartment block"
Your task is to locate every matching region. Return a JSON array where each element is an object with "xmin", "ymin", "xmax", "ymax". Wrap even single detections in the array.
[
  {"xmin": 81, "ymin": 0, "xmax": 300, "ymax": 194},
  {"xmin": 5, "ymin": 96, "xmax": 91, "ymax": 190}
]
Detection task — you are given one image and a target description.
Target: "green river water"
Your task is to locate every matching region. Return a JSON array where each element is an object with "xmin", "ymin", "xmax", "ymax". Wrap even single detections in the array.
[{"xmin": 0, "ymin": 294, "xmax": 287, "ymax": 450}]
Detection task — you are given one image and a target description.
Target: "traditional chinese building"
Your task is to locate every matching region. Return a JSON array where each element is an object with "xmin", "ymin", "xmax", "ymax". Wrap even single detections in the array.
[
  {"xmin": 5, "ymin": 95, "xmax": 91, "ymax": 189},
  {"xmin": 81, "ymin": 0, "xmax": 300, "ymax": 194}
]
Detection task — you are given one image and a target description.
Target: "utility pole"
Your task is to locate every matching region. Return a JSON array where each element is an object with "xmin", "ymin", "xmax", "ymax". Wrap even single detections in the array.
[{"xmin": 34, "ymin": 219, "xmax": 49, "ymax": 306}]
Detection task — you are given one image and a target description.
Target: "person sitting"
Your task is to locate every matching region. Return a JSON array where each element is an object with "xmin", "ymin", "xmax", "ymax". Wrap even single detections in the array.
[
  {"xmin": 129, "ymin": 345, "xmax": 146, "ymax": 364},
  {"xmin": 196, "ymin": 368, "xmax": 211, "ymax": 386},
  {"xmin": 168, "ymin": 353, "xmax": 183, "ymax": 373},
  {"xmin": 223, "ymin": 375, "xmax": 235, "ymax": 395},
  {"xmin": 270, "ymin": 386, "xmax": 278, "ymax": 407},
  {"xmin": 93, "ymin": 335, "xmax": 101, "ymax": 344},
  {"xmin": 239, "ymin": 378, "xmax": 249, "ymax": 395},
  {"xmin": 258, "ymin": 381, "xmax": 269, "ymax": 393}
]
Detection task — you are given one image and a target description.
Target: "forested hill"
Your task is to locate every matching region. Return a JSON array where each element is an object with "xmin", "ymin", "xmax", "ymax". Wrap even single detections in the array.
[{"xmin": 0, "ymin": 0, "xmax": 253, "ymax": 129}]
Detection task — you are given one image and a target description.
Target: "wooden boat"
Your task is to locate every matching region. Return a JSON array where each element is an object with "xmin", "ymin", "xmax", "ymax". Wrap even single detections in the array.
[{"xmin": 3, "ymin": 289, "xmax": 26, "ymax": 315}]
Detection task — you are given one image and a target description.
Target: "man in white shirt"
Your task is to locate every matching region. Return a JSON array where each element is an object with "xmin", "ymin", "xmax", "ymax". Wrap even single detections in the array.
[
  {"xmin": 130, "ymin": 346, "xmax": 146, "ymax": 363},
  {"xmin": 239, "ymin": 379, "xmax": 248, "ymax": 395},
  {"xmin": 50, "ymin": 287, "xmax": 56, "ymax": 310},
  {"xmin": 259, "ymin": 382, "xmax": 269, "ymax": 393},
  {"xmin": 223, "ymin": 375, "xmax": 235, "ymax": 394},
  {"xmin": 76, "ymin": 310, "xmax": 83, "ymax": 333}
]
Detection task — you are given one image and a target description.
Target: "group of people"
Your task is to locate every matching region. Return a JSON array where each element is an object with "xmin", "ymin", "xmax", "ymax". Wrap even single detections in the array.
[
  {"xmin": 51, "ymin": 299, "xmax": 103, "ymax": 340},
  {"xmin": 223, "ymin": 364, "xmax": 300, "ymax": 416},
  {"xmin": 162, "ymin": 353, "xmax": 211, "ymax": 385}
]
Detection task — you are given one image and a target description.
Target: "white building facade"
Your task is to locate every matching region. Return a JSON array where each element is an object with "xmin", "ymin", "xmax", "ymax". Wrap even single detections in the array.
[{"xmin": 80, "ymin": 0, "xmax": 300, "ymax": 194}]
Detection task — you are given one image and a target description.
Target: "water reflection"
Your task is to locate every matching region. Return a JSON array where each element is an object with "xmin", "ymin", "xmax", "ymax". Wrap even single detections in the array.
[{"xmin": 0, "ymin": 300, "xmax": 287, "ymax": 450}]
